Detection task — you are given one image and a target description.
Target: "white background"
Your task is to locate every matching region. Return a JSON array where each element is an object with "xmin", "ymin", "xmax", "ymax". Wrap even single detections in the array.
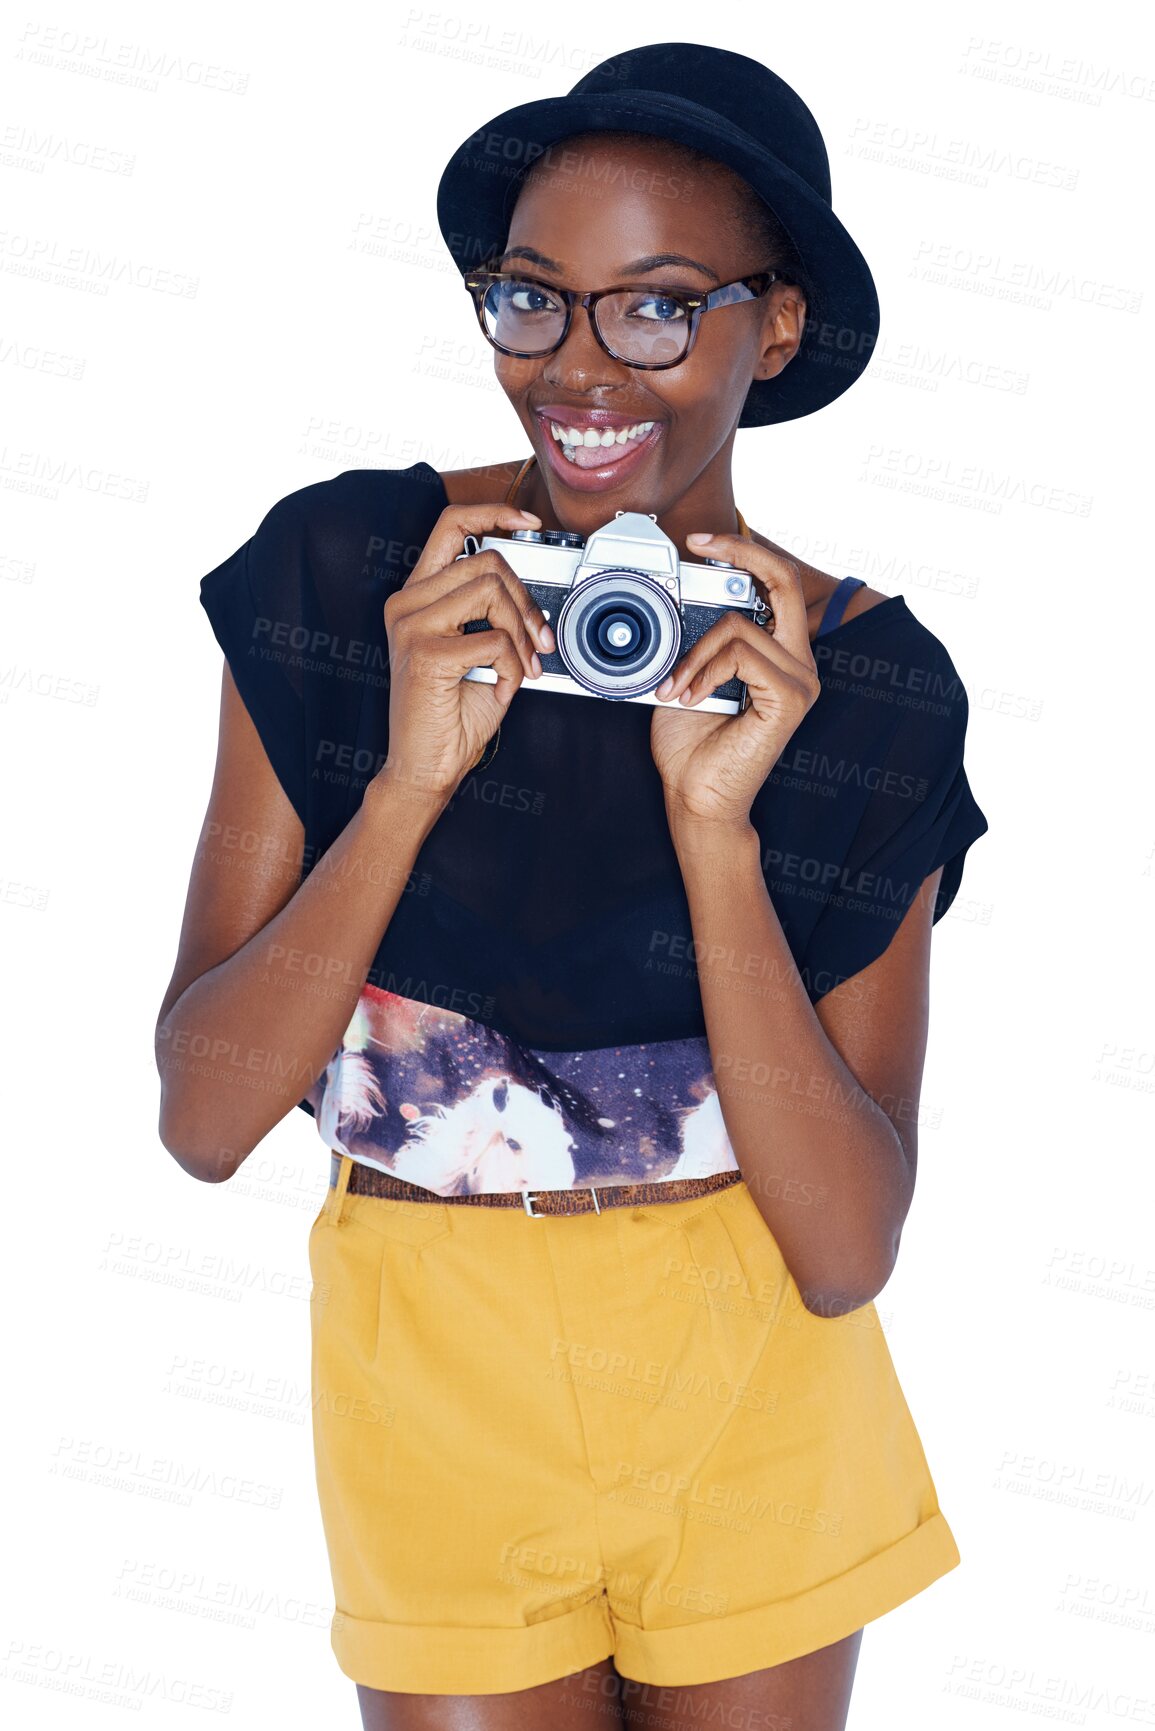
[{"xmin": 3, "ymin": 1, "xmax": 1153, "ymax": 1725}]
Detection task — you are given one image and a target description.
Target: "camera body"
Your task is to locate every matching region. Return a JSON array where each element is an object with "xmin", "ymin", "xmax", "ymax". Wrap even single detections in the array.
[{"xmin": 454, "ymin": 510, "xmax": 771, "ymax": 715}]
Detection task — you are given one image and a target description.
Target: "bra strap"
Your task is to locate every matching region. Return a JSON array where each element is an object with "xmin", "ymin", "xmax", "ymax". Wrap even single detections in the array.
[{"xmin": 816, "ymin": 576, "xmax": 865, "ymax": 637}]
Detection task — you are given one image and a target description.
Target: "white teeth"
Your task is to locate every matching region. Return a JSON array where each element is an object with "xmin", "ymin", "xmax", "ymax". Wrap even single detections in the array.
[{"xmin": 548, "ymin": 419, "xmax": 655, "ymax": 449}]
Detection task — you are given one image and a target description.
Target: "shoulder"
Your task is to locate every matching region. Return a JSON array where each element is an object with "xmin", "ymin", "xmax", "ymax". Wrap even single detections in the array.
[
  {"xmin": 804, "ymin": 576, "xmax": 891, "ymax": 641},
  {"xmin": 254, "ymin": 462, "xmax": 447, "ymax": 531},
  {"xmin": 204, "ymin": 464, "xmax": 452, "ymax": 623},
  {"xmin": 838, "ymin": 582, "xmax": 891, "ymax": 624},
  {"xmin": 436, "ymin": 459, "xmax": 525, "ymax": 506},
  {"xmin": 816, "ymin": 593, "xmax": 974, "ymax": 749},
  {"xmin": 748, "ymin": 528, "xmax": 890, "ymax": 639},
  {"xmin": 236, "ymin": 463, "xmax": 449, "ymax": 589}
]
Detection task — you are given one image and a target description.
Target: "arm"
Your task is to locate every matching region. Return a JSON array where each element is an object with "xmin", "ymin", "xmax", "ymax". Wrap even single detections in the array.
[
  {"xmin": 669, "ymin": 807, "xmax": 943, "ymax": 1317},
  {"xmin": 154, "ymin": 661, "xmax": 447, "ymax": 1184}
]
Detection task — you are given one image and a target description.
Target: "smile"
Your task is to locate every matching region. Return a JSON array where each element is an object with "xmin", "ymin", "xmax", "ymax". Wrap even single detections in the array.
[
  {"xmin": 550, "ymin": 418, "xmax": 655, "ymax": 458},
  {"xmin": 535, "ymin": 411, "xmax": 663, "ymax": 491}
]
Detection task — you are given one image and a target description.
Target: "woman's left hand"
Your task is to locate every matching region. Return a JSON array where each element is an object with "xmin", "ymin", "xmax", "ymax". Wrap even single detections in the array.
[{"xmin": 650, "ymin": 533, "xmax": 821, "ymax": 828}]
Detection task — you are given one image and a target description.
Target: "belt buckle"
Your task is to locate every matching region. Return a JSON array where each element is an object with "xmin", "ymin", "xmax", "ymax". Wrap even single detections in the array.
[{"xmin": 523, "ymin": 1187, "xmax": 601, "ymax": 1216}]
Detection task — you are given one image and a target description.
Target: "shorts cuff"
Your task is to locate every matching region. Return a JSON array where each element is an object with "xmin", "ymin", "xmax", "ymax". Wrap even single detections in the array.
[
  {"xmin": 612, "ymin": 1511, "xmax": 961, "ymax": 1688},
  {"xmin": 331, "ymin": 1593, "xmax": 616, "ymax": 1695}
]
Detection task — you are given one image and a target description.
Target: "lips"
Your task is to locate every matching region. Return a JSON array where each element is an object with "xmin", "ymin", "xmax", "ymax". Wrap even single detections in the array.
[
  {"xmin": 533, "ymin": 408, "xmax": 664, "ymax": 492},
  {"xmin": 535, "ymin": 405, "xmax": 649, "ymax": 428}
]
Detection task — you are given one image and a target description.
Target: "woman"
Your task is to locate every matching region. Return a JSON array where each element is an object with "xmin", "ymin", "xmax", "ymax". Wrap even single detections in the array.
[{"xmin": 157, "ymin": 42, "xmax": 988, "ymax": 1731}]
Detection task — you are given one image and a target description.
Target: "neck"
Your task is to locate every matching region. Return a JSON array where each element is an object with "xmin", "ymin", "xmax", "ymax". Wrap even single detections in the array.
[{"xmin": 511, "ymin": 455, "xmax": 752, "ymax": 555}]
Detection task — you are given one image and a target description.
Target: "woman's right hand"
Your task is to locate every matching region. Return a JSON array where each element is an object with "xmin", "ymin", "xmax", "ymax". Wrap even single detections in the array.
[{"xmin": 377, "ymin": 503, "xmax": 555, "ymax": 800}]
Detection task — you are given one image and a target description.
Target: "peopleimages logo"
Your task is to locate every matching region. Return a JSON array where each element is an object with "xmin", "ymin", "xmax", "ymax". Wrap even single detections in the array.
[
  {"xmin": 771, "ymin": 744, "xmax": 930, "ymax": 802},
  {"xmin": 958, "ymin": 36, "xmax": 1155, "ymax": 105},
  {"xmin": 912, "ymin": 240, "xmax": 1142, "ymax": 315},
  {"xmin": 760, "ymin": 847, "xmax": 932, "ymax": 915},
  {"xmin": 846, "ymin": 117, "xmax": 1079, "ymax": 191},
  {"xmin": 859, "ymin": 445, "xmax": 1093, "ymax": 518},
  {"xmin": 397, "ymin": 12, "xmax": 612, "ymax": 78},
  {"xmin": 460, "ymin": 133, "xmax": 697, "ymax": 203}
]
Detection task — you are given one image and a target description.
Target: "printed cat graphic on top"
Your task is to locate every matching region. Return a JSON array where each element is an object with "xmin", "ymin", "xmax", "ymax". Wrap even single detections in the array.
[{"xmin": 314, "ymin": 984, "xmax": 739, "ymax": 1195}]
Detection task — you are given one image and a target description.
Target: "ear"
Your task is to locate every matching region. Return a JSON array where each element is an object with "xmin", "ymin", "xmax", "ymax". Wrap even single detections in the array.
[{"xmin": 752, "ymin": 283, "xmax": 808, "ymax": 382}]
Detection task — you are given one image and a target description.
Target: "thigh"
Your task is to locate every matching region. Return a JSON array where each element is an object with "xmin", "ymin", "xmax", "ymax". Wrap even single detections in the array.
[
  {"xmin": 354, "ymin": 1657, "xmax": 625, "ymax": 1729},
  {"xmin": 620, "ymin": 1629, "xmax": 863, "ymax": 1731}
]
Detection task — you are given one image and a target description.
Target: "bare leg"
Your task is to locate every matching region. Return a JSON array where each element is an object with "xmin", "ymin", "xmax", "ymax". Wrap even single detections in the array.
[
  {"xmin": 619, "ymin": 1628, "xmax": 863, "ymax": 1731},
  {"xmin": 354, "ymin": 1655, "xmax": 625, "ymax": 1730}
]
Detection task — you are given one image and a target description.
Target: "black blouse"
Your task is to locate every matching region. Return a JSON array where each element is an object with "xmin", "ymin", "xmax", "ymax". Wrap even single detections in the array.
[{"xmin": 198, "ymin": 463, "xmax": 989, "ymax": 1187}]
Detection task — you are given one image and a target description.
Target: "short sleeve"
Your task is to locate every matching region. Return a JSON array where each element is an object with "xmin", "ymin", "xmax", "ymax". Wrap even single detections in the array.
[
  {"xmin": 798, "ymin": 666, "xmax": 989, "ymax": 1004},
  {"xmin": 198, "ymin": 493, "xmax": 309, "ymax": 826}
]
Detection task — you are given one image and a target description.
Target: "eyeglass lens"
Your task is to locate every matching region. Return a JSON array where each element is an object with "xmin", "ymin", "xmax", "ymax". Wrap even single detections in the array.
[{"xmin": 481, "ymin": 278, "xmax": 690, "ymax": 365}]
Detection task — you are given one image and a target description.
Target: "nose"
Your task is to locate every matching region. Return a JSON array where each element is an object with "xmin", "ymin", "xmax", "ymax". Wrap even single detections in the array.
[{"xmin": 542, "ymin": 298, "xmax": 627, "ymax": 392}]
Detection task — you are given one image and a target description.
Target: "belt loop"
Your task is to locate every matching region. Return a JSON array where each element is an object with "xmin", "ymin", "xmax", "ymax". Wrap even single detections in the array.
[{"xmin": 328, "ymin": 1151, "xmax": 355, "ymax": 1224}]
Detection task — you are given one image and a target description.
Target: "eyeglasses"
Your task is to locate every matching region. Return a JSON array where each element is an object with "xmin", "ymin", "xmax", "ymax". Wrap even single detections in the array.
[{"xmin": 462, "ymin": 260, "xmax": 782, "ymax": 371}]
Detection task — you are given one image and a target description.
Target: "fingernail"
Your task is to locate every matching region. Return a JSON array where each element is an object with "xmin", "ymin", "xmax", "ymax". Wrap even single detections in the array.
[
  {"xmin": 686, "ymin": 532, "xmax": 712, "ymax": 545},
  {"xmin": 655, "ymin": 676, "xmax": 673, "ymax": 697},
  {"xmin": 539, "ymin": 622, "xmax": 555, "ymax": 651},
  {"xmin": 531, "ymin": 651, "xmax": 543, "ymax": 678},
  {"xmin": 517, "ymin": 510, "xmax": 541, "ymax": 523}
]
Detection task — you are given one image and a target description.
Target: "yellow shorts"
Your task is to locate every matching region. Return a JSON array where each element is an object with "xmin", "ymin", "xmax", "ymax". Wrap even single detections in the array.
[{"xmin": 308, "ymin": 1153, "xmax": 960, "ymax": 1694}]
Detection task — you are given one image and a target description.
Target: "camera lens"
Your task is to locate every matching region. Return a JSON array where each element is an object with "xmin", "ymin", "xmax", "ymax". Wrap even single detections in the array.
[{"xmin": 555, "ymin": 570, "xmax": 681, "ymax": 698}]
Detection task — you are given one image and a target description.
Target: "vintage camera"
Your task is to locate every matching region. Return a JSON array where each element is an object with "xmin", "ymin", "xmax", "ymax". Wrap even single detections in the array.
[{"xmin": 454, "ymin": 510, "xmax": 771, "ymax": 714}]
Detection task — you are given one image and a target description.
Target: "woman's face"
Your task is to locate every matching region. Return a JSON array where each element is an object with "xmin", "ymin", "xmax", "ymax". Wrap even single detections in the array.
[{"xmin": 489, "ymin": 132, "xmax": 805, "ymax": 543}]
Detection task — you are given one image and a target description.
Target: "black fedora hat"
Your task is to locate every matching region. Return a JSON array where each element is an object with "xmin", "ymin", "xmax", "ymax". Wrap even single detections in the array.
[{"xmin": 435, "ymin": 41, "xmax": 880, "ymax": 427}]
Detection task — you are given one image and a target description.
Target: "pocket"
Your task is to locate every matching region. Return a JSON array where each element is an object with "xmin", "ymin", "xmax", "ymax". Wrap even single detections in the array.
[
  {"xmin": 320, "ymin": 1152, "xmax": 453, "ymax": 1249},
  {"xmin": 310, "ymin": 1161, "xmax": 451, "ymax": 1369},
  {"xmin": 708, "ymin": 1181, "xmax": 796, "ymax": 1311},
  {"xmin": 347, "ymin": 1190, "xmax": 453, "ymax": 1251},
  {"xmin": 635, "ymin": 1177, "xmax": 751, "ymax": 1232},
  {"xmin": 631, "ymin": 1181, "xmax": 795, "ymax": 1410},
  {"xmin": 672, "ymin": 1181, "xmax": 797, "ymax": 1334},
  {"xmin": 309, "ymin": 1207, "xmax": 393, "ymax": 1369},
  {"xmin": 370, "ymin": 1194, "xmax": 454, "ymax": 1373}
]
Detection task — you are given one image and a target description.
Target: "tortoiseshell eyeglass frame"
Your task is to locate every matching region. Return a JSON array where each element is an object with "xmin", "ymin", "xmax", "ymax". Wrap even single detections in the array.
[{"xmin": 463, "ymin": 261, "xmax": 782, "ymax": 370}]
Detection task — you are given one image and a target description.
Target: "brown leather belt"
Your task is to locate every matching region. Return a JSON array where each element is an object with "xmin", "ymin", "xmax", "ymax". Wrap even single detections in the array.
[{"xmin": 331, "ymin": 1151, "xmax": 742, "ymax": 1216}]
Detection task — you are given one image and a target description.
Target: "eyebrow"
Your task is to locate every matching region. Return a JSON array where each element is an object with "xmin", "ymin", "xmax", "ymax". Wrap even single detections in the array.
[{"xmin": 498, "ymin": 245, "xmax": 721, "ymax": 285}]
